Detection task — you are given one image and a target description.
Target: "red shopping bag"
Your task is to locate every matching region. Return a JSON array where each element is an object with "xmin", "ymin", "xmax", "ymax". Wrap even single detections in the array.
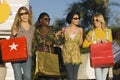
[
  {"xmin": 90, "ymin": 42, "xmax": 114, "ymax": 68},
  {"xmin": 1, "ymin": 36, "xmax": 28, "ymax": 62}
]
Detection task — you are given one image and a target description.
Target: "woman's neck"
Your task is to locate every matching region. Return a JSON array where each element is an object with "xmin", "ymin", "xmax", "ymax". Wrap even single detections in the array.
[
  {"xmin": 21, "ymin": 21, "xmax": 29, "ymax": 26},
  {"xmin": 41, "ymin": 25, "xmax": 49, "ymax": 30},
  {"xmin": 95, "ymin": 26, "xmax": 102, "ymax": 30},
  {"xmin": 40, "ymin": 25, "xmax": 49, "ymax": 35},
  {"xmin": 69, "ymin": 24, "xmax": 77, "ymax": 28},
  {"xmin": 21, "ymin": 21, "xmax": 30, "ymax": 30}
]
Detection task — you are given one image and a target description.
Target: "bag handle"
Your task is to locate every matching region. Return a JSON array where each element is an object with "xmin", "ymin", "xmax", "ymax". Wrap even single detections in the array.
[
  {"xmin": 43, "ymin": 46, "xmax": 52, "ymax": 53},
  {"xmin": 106, "ymin": 29, "xmax": 110, "ymax": 40},
  {"xmin": 92, "ymin": 29, "xmax": 110, "ymax": 43},
  {"xmin": 43, "ymin": 41, "xmax": 52, "ymax": 53},
  {"xmin": 10, "ymin": 34, "xmax": 17, "ymax": 39},
  {"xmin": 92, "ymin": 30, "xmax": 96, "ymax": 44}
]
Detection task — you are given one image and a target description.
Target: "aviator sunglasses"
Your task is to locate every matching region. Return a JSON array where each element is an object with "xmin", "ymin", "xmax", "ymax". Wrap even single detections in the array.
[
  {"xmin": 92, "ymin": 19, "xmax": 99, "ymax": 22},
  {"xmin": 19, "ymin": 12, "xmax": 28, "ymax": 16},
  {"xmin": 44, "ymin": 18, "xmax": 51, "ymax": 21}
]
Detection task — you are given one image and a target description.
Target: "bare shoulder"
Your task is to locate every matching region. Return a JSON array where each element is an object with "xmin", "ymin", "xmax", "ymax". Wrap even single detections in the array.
[
  {"xmin": 62, "ymin": 26, "xmax": 68, "ymax": 31},
  {"xmin": 77, "ymin": 27, "xmax": 83, "ymax": 32}
]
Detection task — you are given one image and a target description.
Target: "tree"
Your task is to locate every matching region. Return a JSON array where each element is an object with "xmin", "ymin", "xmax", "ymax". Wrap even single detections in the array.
[
  {"xmin": 65, "ymin": 0, "xmax": 109, "ymax": 29},
  {"xmin": 53, "ymin": 0, "xmax": 120, "ymax": 31},
  {"xmin": 53, "ymin": 18, "xmax": 66, "ymax": 31}
]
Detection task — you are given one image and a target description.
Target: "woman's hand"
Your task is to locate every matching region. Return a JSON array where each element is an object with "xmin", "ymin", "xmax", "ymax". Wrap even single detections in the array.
[
  {"xmin": 96, "ymin": 39, "xmax": 108, "ymax": 43},
  {"xmin": 46, "ymin": 41, "xmax": 52, "ymax": 46},
  {"xmin": 86, "ymin": 35, "xmax": 92, "ymax": 42},
  {"xmin": 101, "ymin": 39, "xmax": 108, "ymax": 43},
  {"xmin": 55, "ymin": 31, "xmax": 62, "ymax": 39}
]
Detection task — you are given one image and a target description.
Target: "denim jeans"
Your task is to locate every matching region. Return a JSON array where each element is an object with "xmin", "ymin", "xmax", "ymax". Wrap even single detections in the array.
[
  {"xmin": 11, "ymin": 56, "xmax": 32, "ymax": 80},
  {"xmin": 64, "ymin": 63, "xmax": 79, "ymax": 80},
  {"xmin": 95, "ymin": 68, "xmax": 108, "ymax": 80}
]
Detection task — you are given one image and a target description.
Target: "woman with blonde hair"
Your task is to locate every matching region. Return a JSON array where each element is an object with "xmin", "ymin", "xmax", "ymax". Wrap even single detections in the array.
[
  {"xmin": 11, "ymin": 6, "xmax": 35, "ymax": 80},
  {"xmin": 83, "ymin": 13, "xmax": 112, "ymax": 80}
]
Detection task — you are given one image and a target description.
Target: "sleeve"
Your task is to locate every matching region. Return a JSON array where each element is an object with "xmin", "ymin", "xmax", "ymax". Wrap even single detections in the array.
[
  {"xmin": 32, "ymin": 31, "xmax": 45, "ymax": 54},
  {"xmin": 82, "ymin": 30, "xmax": 94, "ymax": 48},
  {"xmin": 48, "ymin": 27, "xmax": 65, "ymax": 46},
  {"xmin": 32, "ymin": 33, "xmax": 38, "ymax": 54}
]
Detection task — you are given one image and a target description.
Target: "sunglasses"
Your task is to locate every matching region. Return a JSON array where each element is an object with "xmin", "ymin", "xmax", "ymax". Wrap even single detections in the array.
[
  {"xmin": 92, "ymin": 19, "xmax": 99, "ymax": 22},
  {"xmin": 19, "ymin": 12, "xmax": 28, "ymax": 16},
  {"xmin": 72, "ymin": 18, "xmax": 80, "ymax": 20},
  {"xmin": 44, "ymin": 18, "xmax": 51, "ymax": 21}
]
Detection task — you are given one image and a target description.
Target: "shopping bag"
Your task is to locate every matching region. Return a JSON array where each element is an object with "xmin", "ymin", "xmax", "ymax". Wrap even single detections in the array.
[
  {"xmin": 35, "ymin": 51, "xmax": 60, "ymax": 76},
  {"xmin": 77, "ymin": 53, "xmax": 95, "ymax": 79},
  {"xmin": 0, "ymin": 39, "xmax": 5, "ymax": 65},
  {"xmin": 90, "ymin": 42, "xmax": 114, "ymax": 68},
  {"xmin": 112, "ymin": 41, "xmax": 120, "ymax": 63},
  {"xmin": 1, "ymin": 36, "xmax": 28, "ymax": 62}
]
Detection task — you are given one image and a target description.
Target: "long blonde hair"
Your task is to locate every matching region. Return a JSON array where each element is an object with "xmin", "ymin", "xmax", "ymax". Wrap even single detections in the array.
[
  {"xmin": 91, "ymin": 13, "xmax": 108, "ymax": 31},
  {"xmin": 11, "ymin": 6, "xmax": 32, "ymax": 32}
]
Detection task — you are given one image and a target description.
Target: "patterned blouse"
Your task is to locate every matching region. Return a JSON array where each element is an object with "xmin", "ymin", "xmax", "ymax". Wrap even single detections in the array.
[
  {"xmin": 62, "ymin": 30, "xmax": 82, "ymax": 64},
  {"xmin": 32, "ymin": 26, "xmax": 58, "ymax": 54}
]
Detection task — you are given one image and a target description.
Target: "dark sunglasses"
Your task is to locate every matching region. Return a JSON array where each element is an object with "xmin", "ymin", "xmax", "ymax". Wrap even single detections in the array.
[
  {"xmin": 72, "ymin": 18, "xmax": 80, "ymax": 20},
  {"xmin": 92, "ymin": 19, "xmax": 99, "ymax": 22},
  {"xmin": 44, "ymin": 18, "xmax": 51, "ymax": 21},
  {"xmin": 19, "ymin": 12, "xmax": 28, "ymax": 16}
]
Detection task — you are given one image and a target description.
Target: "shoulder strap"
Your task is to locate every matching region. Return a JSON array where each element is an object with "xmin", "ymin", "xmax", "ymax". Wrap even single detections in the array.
[
  {"xmin": 92, "ymin": 29, "xmax": 110, "ymax": 42},
  {"xmin": 92, "ymin": 30, "xmax": 97, "ymax": 44},
  {"xmin": 106, "ymin": 29, "xmax": 110, "ymax": 40},
  {"xmin": 92, "ymin": 30, "xmax": 95, "ymax": 41}
]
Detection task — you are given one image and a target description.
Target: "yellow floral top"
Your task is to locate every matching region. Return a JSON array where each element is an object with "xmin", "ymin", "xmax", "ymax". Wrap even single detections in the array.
[{"xmin": 62, "ymin": 31, "xmax": 82, "ymax": 64}]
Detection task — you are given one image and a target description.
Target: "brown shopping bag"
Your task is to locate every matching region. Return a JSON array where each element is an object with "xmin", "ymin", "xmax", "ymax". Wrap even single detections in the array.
[{"xmin": 35, "ymin": 51, "xmax": 60, "ymax": 76}]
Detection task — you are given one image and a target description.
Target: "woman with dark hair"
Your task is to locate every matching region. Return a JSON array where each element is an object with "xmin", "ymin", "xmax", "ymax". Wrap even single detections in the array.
[
  {"xmin": 55, "ymin": 11, "xmax": 83, "ymax": 80},
  {"xmin": 11, "ymin": 6, "xmax": 35, "ymax": 80},
  {"xmin": 32, "ymin": 12, "xmax": 57, "ymax": 80}
]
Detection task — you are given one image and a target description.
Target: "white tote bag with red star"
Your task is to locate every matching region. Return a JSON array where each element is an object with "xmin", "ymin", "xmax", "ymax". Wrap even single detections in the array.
[{"xmin": 1, "ymin": 36, "xmax": 28, "ymax": 62}]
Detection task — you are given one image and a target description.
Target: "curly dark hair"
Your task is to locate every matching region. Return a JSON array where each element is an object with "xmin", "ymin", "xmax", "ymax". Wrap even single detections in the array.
[
  {"xmin": 66, "ymin": 11, "xmax": 80, "ymax": 24},
  {"xmin": 35, "ymin": 12, "xmax": 50, "ymax": 27}
]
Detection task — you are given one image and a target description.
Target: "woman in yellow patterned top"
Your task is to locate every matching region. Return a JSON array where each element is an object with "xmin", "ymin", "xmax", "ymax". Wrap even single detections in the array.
[
  {"xmin": 56, "ymin": 11, "xmax": 83, "ymax": 80},
  {"xmin": 83, "ymin": 13, "xmax": 112, "ymax": 80}
]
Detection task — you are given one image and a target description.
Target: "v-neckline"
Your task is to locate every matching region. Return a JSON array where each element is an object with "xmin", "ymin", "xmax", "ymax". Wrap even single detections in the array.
[
  {"xmin": 69, "ymin": 33, "xmax": 77, "ymax": 40},
  {"xmin": 21, "ymin": 25, "xmax": 31, "ymax": 31}
]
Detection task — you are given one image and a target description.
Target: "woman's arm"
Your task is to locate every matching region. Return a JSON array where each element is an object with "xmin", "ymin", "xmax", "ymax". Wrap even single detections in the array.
[
  {"xmin": 82, "ymin": 31, "xmax": 93, "ymax": 48},
  {"xmin": 79, "ymin": 28, "xmax": 83, "ymax": 46},
  {"xmin": 10, "ymin": 25, "xmax": 18, "ymax": 38}
]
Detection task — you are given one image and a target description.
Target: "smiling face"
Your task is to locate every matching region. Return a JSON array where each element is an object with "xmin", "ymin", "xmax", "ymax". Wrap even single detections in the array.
[
  {"xmin": 19, "ymin": 9, "xmax": 29, "ymax": 22},
  {"xmin": 92, "ymin": 13, "xmax": 107, "ymax": 30},
  {"xmin": 40, "ymin": 15, "xmax": 50, "ymax": 26},
  {"xmin": 92, "ymin": 17, "xmax": 102, "ymax": 28}
]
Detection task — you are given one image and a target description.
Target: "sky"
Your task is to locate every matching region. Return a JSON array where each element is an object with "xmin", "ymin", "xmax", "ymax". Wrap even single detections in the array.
[
  {"xmin": 30, "ymin": 0, "xmax": 120, "ymax": 25},
  {"xmin": 30, "ymin": 0, "xmax": 79, "ymax": 25}
]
